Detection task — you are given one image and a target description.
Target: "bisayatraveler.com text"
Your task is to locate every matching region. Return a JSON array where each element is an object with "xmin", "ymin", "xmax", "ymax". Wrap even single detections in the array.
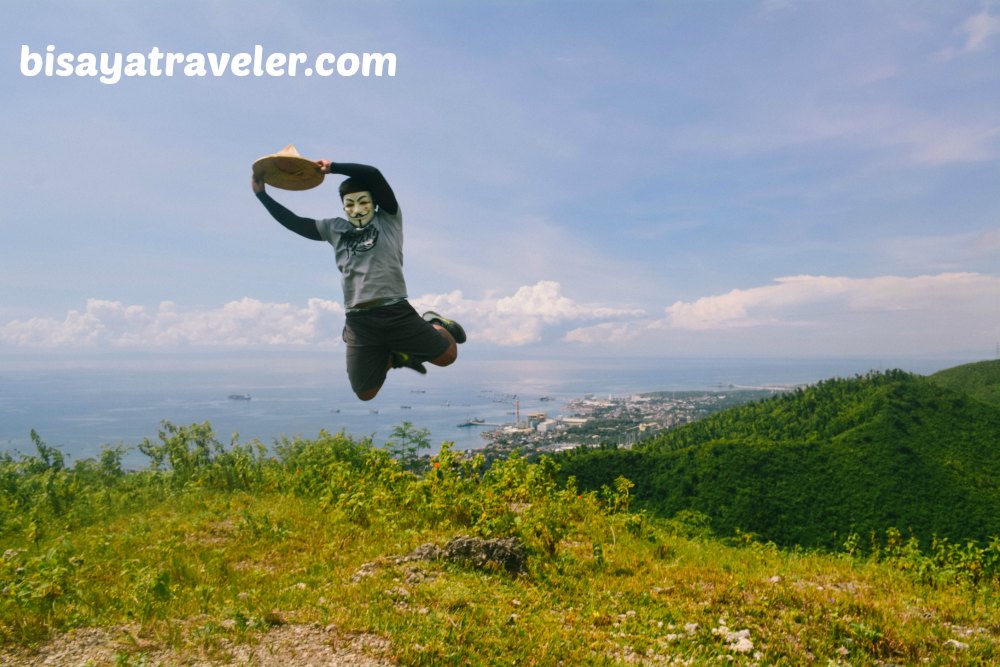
[{"xmin": 19, "ymin": 45, "xmax": 397, "ymax": 85}]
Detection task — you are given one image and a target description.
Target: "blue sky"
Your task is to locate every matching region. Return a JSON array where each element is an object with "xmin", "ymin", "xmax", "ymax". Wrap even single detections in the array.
[{"xmin": 3, "ymin": 1, "xmax": 999, "ymax": 361}]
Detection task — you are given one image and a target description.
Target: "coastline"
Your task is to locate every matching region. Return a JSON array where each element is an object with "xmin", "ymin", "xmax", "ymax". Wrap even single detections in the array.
[{"xmin": 0, "ymin": 353, "xmax": 982, "ymax": 467}]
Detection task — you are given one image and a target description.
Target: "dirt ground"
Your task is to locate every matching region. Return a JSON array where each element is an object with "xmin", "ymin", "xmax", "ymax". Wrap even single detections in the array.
[{"xmin": 0, "ymin": 624, "xmax": 396, "ymax": 666}]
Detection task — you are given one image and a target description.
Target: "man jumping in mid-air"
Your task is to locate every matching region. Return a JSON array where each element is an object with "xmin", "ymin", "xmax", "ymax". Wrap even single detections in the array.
[{"xmin": 252, "ymin": 159, "xmax": 466, "ymax": 401}]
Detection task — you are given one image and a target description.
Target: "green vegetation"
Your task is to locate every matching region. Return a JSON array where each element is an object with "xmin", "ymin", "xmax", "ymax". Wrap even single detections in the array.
[
  {"xmin": 641, "ymin": 389, "xmax": 785, "ymax": 411},
  {"xmin": 929, "ymin": 358, "xmax": 1000, "ymax": 407},
  {"xmin": 558, "ymin": 369, "xmax": 1000, "ymax": 549},
  {"xmin": 1, "ymin": 415, "xmax": 999, "ymax": 665},
  {"xmin": 5, "ymin": 362, "xmax": 1000, "ymax": 664}
]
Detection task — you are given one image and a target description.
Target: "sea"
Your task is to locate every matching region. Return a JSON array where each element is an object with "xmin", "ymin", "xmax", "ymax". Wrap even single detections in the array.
[{"xmin": 0, "ymin": 351, "xmax": 980, "ymax": 469}]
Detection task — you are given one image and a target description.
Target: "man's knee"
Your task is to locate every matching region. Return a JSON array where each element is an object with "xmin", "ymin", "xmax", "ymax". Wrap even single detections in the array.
[
  {"xmin": 356, "ymin": 386, "xmax": 381, "ymax": 401},
  {"xmin": 431, "ymin": 342, "xmax": 457, "ymax": 367},
  {"xmin": 429, "ymin": 325, "xmax": 458, "ymax": 367}
]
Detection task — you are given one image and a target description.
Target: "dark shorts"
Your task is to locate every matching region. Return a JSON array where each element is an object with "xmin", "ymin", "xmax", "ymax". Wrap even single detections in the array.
[{"xmin": 343, "ymin": 300, "xmax": 449, "ymax": 394}]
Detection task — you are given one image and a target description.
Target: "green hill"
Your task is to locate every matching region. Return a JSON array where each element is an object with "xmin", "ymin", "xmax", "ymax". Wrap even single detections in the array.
[
  {"xmin": 2, "ymin": 424, "xmax": 999, "ymax": 664},
  {"xmin": 928, "ymin": 358, "xmax": 1000, "ymax": 407},
  {"xmin": 557, "ymin": 369, "xmax": 1000, "ymax": 549}
]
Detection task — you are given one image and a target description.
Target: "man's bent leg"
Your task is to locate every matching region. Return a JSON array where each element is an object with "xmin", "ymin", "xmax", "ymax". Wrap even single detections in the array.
[
  {"xmin": 429, "ymin": 324, "xmax": 457, "ymax": 367},
  {"xmin": 355, "ymin": 354, "xmax": 396, "ymax": 401},
  {"xmin": 380, "ymin": 303, "xmax": 463, "ymax": 371},
  {"xmin": 357, "ymin": 384, "xmax": 382, "ymax": 401},
  {"xmin": 345, "ymin": 317, "xmax": 392, "ymax": 401}
]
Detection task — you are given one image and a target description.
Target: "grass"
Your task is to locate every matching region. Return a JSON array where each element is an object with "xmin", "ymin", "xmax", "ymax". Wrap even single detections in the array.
[{"xmin": 1, "ymin": 423, "xmax": 998, "ymax": 665}]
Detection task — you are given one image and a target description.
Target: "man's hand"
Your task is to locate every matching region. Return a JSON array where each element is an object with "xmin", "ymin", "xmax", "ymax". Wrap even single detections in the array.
[
  {"xmin": 251, "ymin": 174, "xmax": 265, "ymax": 194},
  {"xmin": 315, "ymin": 159, "xmax": 332, "ymax": 174}
]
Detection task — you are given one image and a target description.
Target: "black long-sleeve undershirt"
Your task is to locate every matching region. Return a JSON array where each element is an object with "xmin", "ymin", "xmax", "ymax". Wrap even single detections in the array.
[
  {"xmin": 255, "ymin": 161, "xmax": 399, "ymax": 241},
  {"xmin": 255, "ymin": 190, "xmax": 322, "ymax": 240}
]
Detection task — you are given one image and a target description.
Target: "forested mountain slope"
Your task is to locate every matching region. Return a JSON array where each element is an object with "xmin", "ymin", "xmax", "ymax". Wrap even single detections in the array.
[
  {"xmin": 929, "ymin": 358, "xmax": 1000, "ymax": 407},
  {"xmin": 558, "ymin": 369, "xmax": 1000, "ymax": 548}
]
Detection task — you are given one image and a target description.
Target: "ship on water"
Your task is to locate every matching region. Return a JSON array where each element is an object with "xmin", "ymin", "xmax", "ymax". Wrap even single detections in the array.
[{"xmin": 228, "ymin": 393, "xmax": 251, "ymax": 401}]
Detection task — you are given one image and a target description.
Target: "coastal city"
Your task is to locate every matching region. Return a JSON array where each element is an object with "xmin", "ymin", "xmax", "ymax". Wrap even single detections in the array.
[{"xmin": 476, "ymin": 387, "xmax": 789, "ymax": 462}]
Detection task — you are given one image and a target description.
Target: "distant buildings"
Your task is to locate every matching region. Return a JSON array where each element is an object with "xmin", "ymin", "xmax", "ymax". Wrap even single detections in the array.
[{"xmin": 481, "ymin": 388, "xmax": 784, "ymax": 459}]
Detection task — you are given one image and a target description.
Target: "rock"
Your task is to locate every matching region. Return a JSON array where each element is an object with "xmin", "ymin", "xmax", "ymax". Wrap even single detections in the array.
[
  {"xmin": 440, "ymin": 536, "xmax": 528, "ymax": 574},
  {"xmin": 405, "ymin": 543, "xmax": 444, "ymax": 562},
  {"xmin": 355, "ymin": 536, "xmax": 528, "ymax": 583},
  {"xmin": 730, "ymin": 634, "xmax": 754, "ymax": 654},
  {"xmin": 713, "ymin": 625, "xmax": 753, "ymax": 654},
  {"xmin": 944, "ymin": 639, "xmax": 970, "ymax": 651}
]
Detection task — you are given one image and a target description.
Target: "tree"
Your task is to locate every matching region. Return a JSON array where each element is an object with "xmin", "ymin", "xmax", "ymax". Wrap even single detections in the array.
[{"xmin": 386, "ymin": 422, "xmax": 431, "ymax": 472}]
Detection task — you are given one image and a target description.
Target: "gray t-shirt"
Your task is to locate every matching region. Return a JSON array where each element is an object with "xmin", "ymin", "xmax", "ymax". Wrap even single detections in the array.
[{"xmin": 315, "ymin": 207, "xmax": 407, "ymax": 309}]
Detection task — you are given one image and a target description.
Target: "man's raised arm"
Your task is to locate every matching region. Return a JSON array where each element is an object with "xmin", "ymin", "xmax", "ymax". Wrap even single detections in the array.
[
  {"xmin": 320, "ymin": 161, "xmax": 399, "ymax": 216},
  {"xmin": 251, "ymin": 175, "xmax": 322, "ymax": 241}
]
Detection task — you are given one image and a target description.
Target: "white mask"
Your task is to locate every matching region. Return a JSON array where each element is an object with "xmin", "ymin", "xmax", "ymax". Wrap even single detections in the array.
[{"xmin": 343, "ymin": 191, "xmax": 375, "ymax": 228}]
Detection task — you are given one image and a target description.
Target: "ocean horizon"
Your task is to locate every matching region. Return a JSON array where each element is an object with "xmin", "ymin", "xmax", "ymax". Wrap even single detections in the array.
[{"xmin": 0, "ymin": 351, "xmax": 983, "ymax": 468}]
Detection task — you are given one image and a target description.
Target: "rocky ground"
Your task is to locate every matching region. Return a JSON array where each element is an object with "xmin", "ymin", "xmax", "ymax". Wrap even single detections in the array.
[
  {"xmin": 0, "ymin": 624, "xmax": 395, "ymax": 666},
  {"xmin": 0, "ymin": 537, "xmax": 526, "ymax": 666}
]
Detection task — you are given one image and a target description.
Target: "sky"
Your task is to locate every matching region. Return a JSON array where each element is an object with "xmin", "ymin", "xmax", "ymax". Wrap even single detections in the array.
[{"xmin": 3, "ymin": 0, "xmax": 999, "ymax": 363}]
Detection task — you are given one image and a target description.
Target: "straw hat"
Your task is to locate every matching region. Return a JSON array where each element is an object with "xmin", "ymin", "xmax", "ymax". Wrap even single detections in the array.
[{"xmin": 252, "ymin": 144, "xmax": 325, "ymax": 191}]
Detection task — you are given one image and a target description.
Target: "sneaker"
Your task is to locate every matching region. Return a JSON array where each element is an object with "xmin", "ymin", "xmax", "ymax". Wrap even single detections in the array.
[
  {"xmin": 391, "ymin": 351, "xmax": 427, "ymax": 374},
  {"xmin": 422, "ymin": 311, "xmax": 467, "ymax": 344}
]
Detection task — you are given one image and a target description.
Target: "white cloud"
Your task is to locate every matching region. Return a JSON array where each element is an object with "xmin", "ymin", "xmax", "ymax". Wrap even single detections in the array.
[
  {"xmin": 936, "ymin": 9, "xmax": 1000, "ymax": 60},
  {"xmin": 554, "ymin": 273, "xmax": 1000, "ymax": 357},
  {"xmin": 4, "ymin": 276, "xmax": 996, "ymax": 357},
  {"xmin": 412, "ymin": 280, "xmax": 645, "ymax": 346},
  {"xmin": 663, "ymin": 276, "xmax": 839, "ymax": 330},
  {"xmin": 963, "ymin": 9, "xmax": 1000, "ymax": 52},
  {"xmin": 0, "ymin": 298, "xmax": 345, "ymax": 349},
  {"xmin": 662, "ymin": 273, "xmax": 1000, "ymax": 331},
  {"xmin": 562, "ymin": 272, "xmax": 1000, "ymax": 355},
  {"xmin": 0, "ymin": 282, "xmax": 642, "ymax": 349}
]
